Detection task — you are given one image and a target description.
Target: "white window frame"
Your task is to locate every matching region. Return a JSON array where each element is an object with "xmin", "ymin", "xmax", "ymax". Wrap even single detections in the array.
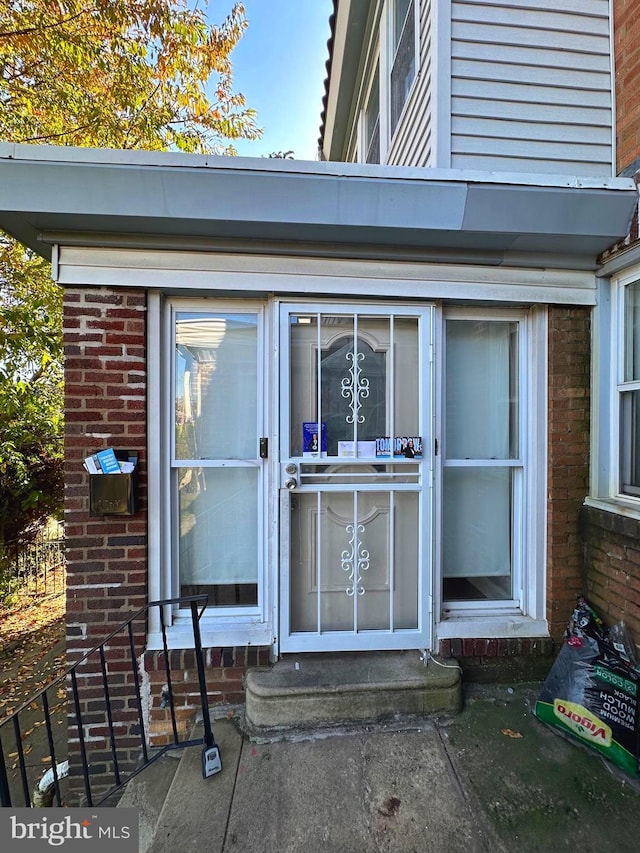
[
  {"xmin": 589, "ymin": 263, "xmax": 640, "ymax": 519},
  {"xmin": 359, "ymin": 58, "xmax": 381, "ymax": 164},
  {"xmin": 435, "ymin": 305, "xmax": 548, "ymax": 640},
  {"xmin": 618, "ymin": 275, "xmax": 640, "ymax": 498},
  {"xmin": 147, "ymin": 294, "xmax": 273, "ymax": 649},
  {"xmin": 383, "ymin": 0, "xmax": 419, "ymax": 150}
]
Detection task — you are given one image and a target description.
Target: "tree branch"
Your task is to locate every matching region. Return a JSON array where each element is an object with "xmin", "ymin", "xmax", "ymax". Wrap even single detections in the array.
[
  {"xmin": 19, "ymin": 123, "xmax": 96, "ymax": 143},
  {"xmin": 0, "ymin": 7, "xmax": 92, "ymax": 40}
]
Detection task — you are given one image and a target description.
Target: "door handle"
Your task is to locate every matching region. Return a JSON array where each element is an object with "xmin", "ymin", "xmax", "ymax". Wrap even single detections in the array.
[{"xmin": 285, "ymin": 478, "xmax": 298, "ymax": 491}]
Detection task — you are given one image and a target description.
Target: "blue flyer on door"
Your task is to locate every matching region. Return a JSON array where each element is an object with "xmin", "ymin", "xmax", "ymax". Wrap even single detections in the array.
[{"xmin": 302, "ymin": 422, "xmax": 327, "ymax": 457}]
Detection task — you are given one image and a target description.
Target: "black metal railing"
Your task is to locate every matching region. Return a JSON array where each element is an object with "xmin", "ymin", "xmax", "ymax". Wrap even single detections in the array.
[
  {"xmin": 0, "ymin": 595, "xmax": 217, "ymax": 808},
  {"xmin": 0, "ymin": 524, "xmax": 65, "ymax": 601}
]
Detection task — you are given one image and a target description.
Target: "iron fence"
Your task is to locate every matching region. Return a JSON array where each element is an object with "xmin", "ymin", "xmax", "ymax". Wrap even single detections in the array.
[{"xmin": 0, "ymin": 523, "xmax": 64, "ymax": 601}]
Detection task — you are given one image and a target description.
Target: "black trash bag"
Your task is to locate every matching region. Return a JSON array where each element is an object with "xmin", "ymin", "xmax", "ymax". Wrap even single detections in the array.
[
  {"xmin": 565, "ymin": 594, "xmax": 606, "ymax": 645},
  {"xmin": 535, "ymin": 596, "xmax": 640, "ymax": 777}
]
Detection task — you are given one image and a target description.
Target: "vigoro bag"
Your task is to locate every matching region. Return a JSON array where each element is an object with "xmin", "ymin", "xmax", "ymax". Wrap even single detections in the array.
[{"xmin": 535, "ymin": 598, "xmax": 640, "ymax": 777}]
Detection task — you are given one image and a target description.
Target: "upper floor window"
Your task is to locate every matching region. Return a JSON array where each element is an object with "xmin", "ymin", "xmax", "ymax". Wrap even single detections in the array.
[
  {"xmin": 620, "ymin": 279, "xmax": 640, "ymax": 496},
  {"xmin": 364, "ymin": 63, "xmax": 380, "ymax": 164},
  {"xmin": 390, "ymin": 0, "xmax": 416, "ymax": 136}
]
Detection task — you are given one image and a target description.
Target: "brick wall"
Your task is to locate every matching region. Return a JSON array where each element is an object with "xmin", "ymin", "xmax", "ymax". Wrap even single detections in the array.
[
  {"xmin": 63, "ymin": 286, "xmax": 149, "ymax": 799},
  {"xmin": 580, "ymin": 506, "xmax": 640, "ymax": 657},
  {"xmin": 145, "ymin": 646, "xmax": 270, "ymax": 745},
  {"xmin": 438, "ymin": 637, "xmax": 554, "ymax": 682},
  {"xmin": 615, "ymin": 0, "xmax": 640, "ymax": 174},
  {"xmin": 546, "ymin": 306, "xmax": 591, "ymax": 641},
  {"xmin": 64, "ymin": 287, "xmax": 148, "ymax": 654}
]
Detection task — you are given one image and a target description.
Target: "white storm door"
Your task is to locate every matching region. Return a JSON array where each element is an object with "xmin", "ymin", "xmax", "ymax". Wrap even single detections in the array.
[{"xmin": 279, "ymin": 304, "xmax": 433, "ymax": 653}]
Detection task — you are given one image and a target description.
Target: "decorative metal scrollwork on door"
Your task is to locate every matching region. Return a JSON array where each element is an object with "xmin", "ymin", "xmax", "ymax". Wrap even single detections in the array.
[
  {"xmin": 341, "ymin": 351, "xmax": 370, "ymax": 424},
  {"xmin": 341, "ymin": 522, "xmax": 370, "ymax": 596}
]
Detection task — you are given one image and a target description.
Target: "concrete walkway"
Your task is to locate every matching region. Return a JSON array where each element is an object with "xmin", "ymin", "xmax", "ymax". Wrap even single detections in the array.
[{"xmin": 122, "ymin": 683, "xmax": 640, "ymax": 853}]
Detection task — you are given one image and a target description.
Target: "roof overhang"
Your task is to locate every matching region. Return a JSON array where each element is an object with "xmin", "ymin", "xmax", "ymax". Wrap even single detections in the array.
[
  {"xmin": 0, "ymin": 143, "xmax": 636, "ymax": 270},
  {"xmin": 319, "ymin": 0, "xmax": 374, "ymax": 162}
]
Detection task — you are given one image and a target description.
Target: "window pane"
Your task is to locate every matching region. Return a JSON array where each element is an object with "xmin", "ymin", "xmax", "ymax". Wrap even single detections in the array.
[
  {"xmin": 175, "ymin": 313, "xmax": 258, "ymax": 460},
  {"xmin": 365, "ymin": 65, "xmax": 380, "ymax": 164},
  {"xmin": 289, "ymin": 315, "xmax": 394, "ymax": 457},
  {"xmin": 390, "ymin": 0, "xmax": 415, "ymax": 134},
  {"xmin": 393, "ymin": 317, "xmax": 420, "ymax": 436},
  {"xmin": 621, "ymin": 390, "xmax": 640, "ymax": 496},
  {"xmin": 443, "ymin": 467, "xmax": 512, "ymax": 601},
  {"xmin": 394, "ymin": 0, "xmax": 412, "ymax": 50},
  {"xmin": 446, "ymin": 320, "xmax": 519, "ymax": 459},
  {"xmin": 321, "ymin": 336, "xmax": 386, "ymax": 455},
  {"xmin": 624, "ymin": 281, "xmax": 640, "ymax": 382},
  {"xmin": 178, "ymin": 467, "xmax": 258, "ymax": 605},
  {"xmin": 366, "ymin": 118, "xmax": 380, "ymax": 164}
]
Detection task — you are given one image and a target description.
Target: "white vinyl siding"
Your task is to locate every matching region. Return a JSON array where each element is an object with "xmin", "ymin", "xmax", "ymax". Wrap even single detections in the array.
[
  {"xmin": 326, "ymin": 0, "xmax": 614, "ymax": 176},
  {"xmin": 450, "ymin": 0, "xmax": 613, "ymax": 175}
]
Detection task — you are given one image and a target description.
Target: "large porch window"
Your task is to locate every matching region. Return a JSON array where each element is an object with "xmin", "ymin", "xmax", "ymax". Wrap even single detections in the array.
[
  {"xmin": 172, "ymin": 308, "xmax": 264, "ymax": 612},
  {"xmin": 442, "ymin": 314, "xmax": 524, "ymax": 608}
]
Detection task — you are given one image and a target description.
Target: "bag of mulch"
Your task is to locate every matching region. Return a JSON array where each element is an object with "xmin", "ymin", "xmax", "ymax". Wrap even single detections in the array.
[{"xmin": 535, "ymin": 597, "xmax": 640, "ymax": 777}]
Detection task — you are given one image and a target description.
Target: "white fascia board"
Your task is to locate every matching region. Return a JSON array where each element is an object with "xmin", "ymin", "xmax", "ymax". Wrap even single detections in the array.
[
  {"xmin": 597, "ymin": 241, "xmax": 640, "ymax": 278},
  {"xmin": 322, "ymin": 0, "xmax": 383, "ymax": 162},
  {"xmin": 0, "ymin": 140, "xmax": 634, "ymax": 189},
  {"xmin": 0, "ymin": 143, "xmax": 636, "ymax": 263},
  {"xmin": 55, "ymin": 247, "xmax": 598, "ymax": 305},
  {"xmin": 322, "ymin": 0, "xmax": 353, "ymax": 160}
]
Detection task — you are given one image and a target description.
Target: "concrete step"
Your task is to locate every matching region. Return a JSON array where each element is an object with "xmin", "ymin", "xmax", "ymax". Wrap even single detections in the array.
[
  {"xmin": 120, "ymin": 720, "xmax": 242, "ymax": 853},
  {"xmin": 117, "ymin": 752, "xmax": 181, "ymax": 852},
  {"xmin": 147, "ymin": 721, "xmax": 243, "ymax": 853},
  {"xmin": 244, "ymin": 651, "xmax": 462, "ymax": 737}
]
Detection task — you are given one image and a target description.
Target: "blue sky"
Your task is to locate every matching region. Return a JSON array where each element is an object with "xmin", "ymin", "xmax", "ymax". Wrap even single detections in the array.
[{"xmin": 222, "ymin": 1, "xmax": 334, "ymax": 161}]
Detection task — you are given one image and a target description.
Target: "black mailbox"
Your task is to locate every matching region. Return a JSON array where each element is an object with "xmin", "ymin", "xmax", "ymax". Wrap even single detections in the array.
[{"xmin": 89, "ymin": 451, "xmax": 139, "ymax": 516}]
